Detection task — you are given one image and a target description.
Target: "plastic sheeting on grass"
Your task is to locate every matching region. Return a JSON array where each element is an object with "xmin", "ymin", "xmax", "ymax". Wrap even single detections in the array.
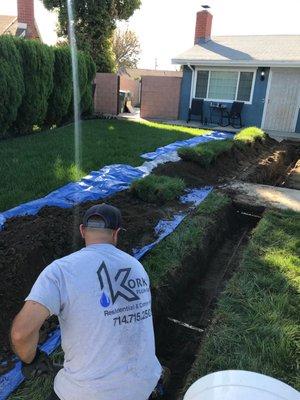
[
  {"xmin": 0, "ymin": 132, "xmax": 224, "ymax": 398},
  {"xmin": 0, "ymin": 165, "xmax": 144, "ymax": 231},
  {"xmin": 133, "ymin": 187, "xmax": 212, "ymax": 260},
  {"xmin": 141, "ymin": 131, "xmax": 234, "ymax": 160},
  {"xmin": 0, "ymin": 187, "xmax": 213, "ymax": 399},
  {"xmin": 0, "ymin": 153, "xmax": 182, "ymax": 231},
  {"xmin": 0, "ymin": 328, "xmax": 61, "ymax": 400},
  {"xmin": 0, "ymin": 131, "xmax": 229, "ymax": 230}
]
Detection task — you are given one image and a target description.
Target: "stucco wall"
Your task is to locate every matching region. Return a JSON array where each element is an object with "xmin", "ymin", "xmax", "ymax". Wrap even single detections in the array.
[
  {"xmin": 295, "ymin": 110, "xmax": 300, "ymax": 133},
  {"xmin": 179, "ymin": 66, "xmax": 270, "ymax": 127},
  {"xmin": 179, "ymin": 66, "xmax": 193, "ymax": 121},
  {"xmin": 141, "ymin": 76, "xmax": 182, "ymax": 119},
  {"xmin": 94, "ymin": 73, "xmax": 119, "ymax": 115}
]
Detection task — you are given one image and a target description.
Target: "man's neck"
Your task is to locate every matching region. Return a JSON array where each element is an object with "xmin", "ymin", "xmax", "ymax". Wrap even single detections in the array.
[{"xmin": 86, "ymin": 240, "xmax": 115, "ymax": 247}]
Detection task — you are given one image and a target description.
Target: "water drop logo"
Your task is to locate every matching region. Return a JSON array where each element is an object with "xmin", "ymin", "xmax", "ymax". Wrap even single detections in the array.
[{"xmin": 100, "ymin": 292, "xmax": 111, "ymax": 308}]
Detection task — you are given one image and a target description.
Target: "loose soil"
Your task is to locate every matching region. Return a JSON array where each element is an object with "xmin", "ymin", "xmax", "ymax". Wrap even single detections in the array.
[
  {"xmin": 154, "ymin": 138, "xmax": 300, "ymax": 188},
  {"xmin": 0, "ymin": 136, "xmax": 298, "ymax": 378},
  {"xmin": 0, "ymin": 191, "xmax": 188, "ymax": 371},
  {"xmin": 282, "ymin": 159, "xmax": 300, "ymax": 190},
  {"xmin": 156, "ymin": 208, "xmax": 259, "ymax": 399}
]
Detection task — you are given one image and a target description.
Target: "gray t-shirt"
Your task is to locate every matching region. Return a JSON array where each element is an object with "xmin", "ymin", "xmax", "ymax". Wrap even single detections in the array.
[{"xmin": 26, "ymin": 243, "xmax": 161, "ymax": 400}]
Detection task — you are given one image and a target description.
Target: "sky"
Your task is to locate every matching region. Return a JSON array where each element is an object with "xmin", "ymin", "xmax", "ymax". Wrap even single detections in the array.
[{"xmin": 1, "ymin": 0, "xmax": 300, "ymax": 70}]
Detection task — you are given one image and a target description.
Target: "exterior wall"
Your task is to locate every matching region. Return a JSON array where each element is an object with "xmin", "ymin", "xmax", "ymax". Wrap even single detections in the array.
[
  {"xmin": 179, "ymin": 66, "xmax": 270, "ymax": 127},
  {"xmin": 141, "ymin": 76, "xmax": 182, "ymax": 120},
  {"xmin": 179, "ymin": 66, "xmax": 193, "ymax": 121},
  {"xmin": 94, "ymin": 73, "xmax": 119, "ymax": 115},
  {"xmin": 120, "ymin": 76, "xmax": 140, "ymax": 107},
  {"xmin": 295, "ymin": 110, "xmax": 300, "ymax": 133},
  {"xmin": 243, "ymin": 68, "xmax": 270, "ymax": 126}
]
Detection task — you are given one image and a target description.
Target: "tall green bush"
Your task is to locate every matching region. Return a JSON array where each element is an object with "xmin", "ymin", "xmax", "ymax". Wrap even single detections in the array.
[
  {"xmin": 67, "ymin": 51, "xmax": 96, "ymax": 119},
  {"xmin": 66, "ymin": 51, "xmax": 87, "ymax": 120},
  {"xmin": 0, "ymin": 37, "xmax": 95, "ymax": 138},
  {"xmin": 14, "ymin": 39, "xmax": 54, "ymax": 134},
  {"xmin": 0, "ymin": 36, "xmax": 24, "ymax": 138},
  {"xmin": 81, "ymin": 53, "xmax": 96, "ymax": 115},
  {"xmin": 45, "ymin": 46, "xmax": 72, "ymax": 127}
]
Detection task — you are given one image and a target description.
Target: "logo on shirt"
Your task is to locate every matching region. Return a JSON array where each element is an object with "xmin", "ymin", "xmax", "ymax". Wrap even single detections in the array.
[{"xmin": 97, "ymin": 262, "xmax": 146, "ymax": 308}]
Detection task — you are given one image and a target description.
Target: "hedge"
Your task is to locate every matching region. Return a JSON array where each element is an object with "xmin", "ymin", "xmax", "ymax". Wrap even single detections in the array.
[
  {"xmin": 45, "ymin": 46, "xmax": 73, "ymax": 127},
  {"xmin": 81, "ymin": 52, "xmax": 96, "ymax": 115},
  {"xmin": 66, "ymin": 51, "xmax": 96, "ymax": 120},
  {"xmin": 0, "ymin": 36, "xmax": 24, "ymax": 137},
  {"xmin": 14, "ymin": 39, "xmax": 55, "ymax": 134},
  {"xmin": 0, "ymin": 38, "xmax": 96, "ymax": 139}
]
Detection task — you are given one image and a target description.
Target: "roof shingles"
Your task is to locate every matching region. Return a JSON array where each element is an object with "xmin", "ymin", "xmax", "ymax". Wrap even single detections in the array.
[
  {"xmin": 173, "ymin": 35, "xmax": 300, "ymax": 65},
  {"xmin": 0, "ymin": 15, "xmax": 18, "ymax": 36}
]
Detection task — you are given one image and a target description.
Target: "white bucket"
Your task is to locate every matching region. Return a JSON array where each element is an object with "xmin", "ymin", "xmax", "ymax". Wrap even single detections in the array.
[{"xmin": 183, "ymin": 370, "xmax": 300, "ymax": 400}]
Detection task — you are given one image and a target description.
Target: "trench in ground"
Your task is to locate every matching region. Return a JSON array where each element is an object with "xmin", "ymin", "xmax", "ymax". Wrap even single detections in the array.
[
  {"xmin": 154, "ymin": 206, "xmax": 260, "ymax": 400},
  {"xmin": 1, "ymin": 137, "xmax": 298, "ymax": 384}
]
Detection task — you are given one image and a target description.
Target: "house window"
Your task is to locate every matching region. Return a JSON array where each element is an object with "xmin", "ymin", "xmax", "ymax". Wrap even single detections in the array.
[
  {"xmin": 195, "ymin": 71, "xmax": 209, "ymax": 98},
  {"xmin": 208, "ymin": 71, "xmax": 239, "ymax": 100},
  {"xmin": 237, "ymin": 72, "xmax": 254, "ymax": 101},
  {"xmin": 195, "ymin": 70, "xmax": 255, "ymax": 103}
]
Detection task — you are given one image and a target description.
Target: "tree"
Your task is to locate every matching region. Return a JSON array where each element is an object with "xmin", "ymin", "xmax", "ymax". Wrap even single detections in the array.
[
  {"xmin": 42, "ymin": 0, "xmax": 141, "ymax": 72},
  {"xmin": 113, "ymin": 28, "xmax": 141, "ymax": 70},
  {"xmin": 45, "ymin": 46, "xmax": 73, "ymax": 127},
  {"xmin": 0, "ymin": 36, "xmax": 24, "ymax": 137},
  {"xmin": 14, "ymin": 39, "xmax": 54, "ymax": 134}
]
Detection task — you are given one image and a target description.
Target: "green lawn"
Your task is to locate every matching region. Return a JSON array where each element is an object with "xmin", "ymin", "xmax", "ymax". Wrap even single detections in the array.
[
  {"xmin": 144, "ymin": 191, "xmax": 231, "ymax": 287},
  {"xmin": 130, "ymin": 175, "xmax": 186, "ymax": 204},
  {"xmin": 178, "ymin": 139, "xmax": 234, "ymax": 167},
  {"xmin": 185, "ymin": 209, "xmax": 300, "ymax": 391},
  {"xmin": 178, "ymin": 127, "xmax": 266, "ymax": 167},
  {"xmin": 0, "ymin": 119, "xmax": 207, "ymax": 212}
]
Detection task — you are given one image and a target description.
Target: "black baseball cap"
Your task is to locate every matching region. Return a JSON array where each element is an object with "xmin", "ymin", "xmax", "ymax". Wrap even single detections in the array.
[{"xmin": 83, "ymin": 204, "xmax": 123, "ymax": 230}]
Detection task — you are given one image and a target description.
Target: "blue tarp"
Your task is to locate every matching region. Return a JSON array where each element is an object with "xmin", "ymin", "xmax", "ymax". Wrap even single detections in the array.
[
  {"xmin": 0, "ymin": 132, "xmax": 225, "ymax": 398},
  {"xmin": 0, "ymin": 131, "xmax": 230, "ymax": 230},
  {"xmin": 0, "ymin": 329, "xmax": 61, "ymax": 400},
  {"xmin": 0, "ymin": 188, "xmax": 213, "ymax": 399},
  {"xmin": 133, "ymin": 187, "xmax": 212, "ymax": 260},
  {"xmin": 141, "ymin": 131, "xmax": 233, "ymax": 160},
  {"xmin": 0, "ymin": 165, "xmax": 144, "ymax": 230}
]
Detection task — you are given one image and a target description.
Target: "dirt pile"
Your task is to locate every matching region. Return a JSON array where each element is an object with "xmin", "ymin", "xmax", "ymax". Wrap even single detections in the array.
[
  {"xmin": 0, "ymin": 192, "xmax": 186, "ymax": 365},
  {"xmin": 154, "ymin": 138, "xmax": 299, "ymax": 188},
  {"xmin": 0, "ymin": 136, "xmax": 298, "ymax": 374}
]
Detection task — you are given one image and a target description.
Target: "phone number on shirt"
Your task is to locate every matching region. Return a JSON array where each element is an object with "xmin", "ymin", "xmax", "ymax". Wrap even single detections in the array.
[{"xmin": 113, "ymin": 309, "xmax": 152, "ymax": 326}]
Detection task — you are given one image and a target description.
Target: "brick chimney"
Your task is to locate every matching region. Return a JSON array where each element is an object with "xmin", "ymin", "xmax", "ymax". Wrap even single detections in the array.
[
  {"xmin": 194, "ymin": 10, "xmax": 213, "ymax": 44},
  {"xmin": 17, "ymin": 0, "xmax": 39, "ymax": 39}
]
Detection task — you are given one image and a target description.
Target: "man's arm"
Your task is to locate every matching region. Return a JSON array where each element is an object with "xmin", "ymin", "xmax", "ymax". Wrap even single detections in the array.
[{"xmin": 10, "ymin": 301, "xmax": 50, "ymax": 363}]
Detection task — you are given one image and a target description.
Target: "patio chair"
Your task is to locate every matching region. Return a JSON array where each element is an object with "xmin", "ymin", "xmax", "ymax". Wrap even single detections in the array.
[
  {"xmin": 187, "ymin": 98, "xmax": 204, "ymax": 124},
  {"xmin": 221, "ymin": 101, "xmax": 244, "ymax": 128}
]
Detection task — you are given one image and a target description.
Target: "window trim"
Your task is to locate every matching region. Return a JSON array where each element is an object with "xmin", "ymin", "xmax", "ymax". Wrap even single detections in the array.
[{"xmin": 193, "ymin": 67, "xmax": 257, "ymax": 105}]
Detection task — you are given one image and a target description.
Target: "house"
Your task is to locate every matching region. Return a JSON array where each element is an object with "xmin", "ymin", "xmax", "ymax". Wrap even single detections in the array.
[
  {"xmin": 0, "ymin": 0, "xmax": 40, "ymax": 39},
  {"xmin": 172, "ymin": 7, "xmax": 300, "ymax": 135}
]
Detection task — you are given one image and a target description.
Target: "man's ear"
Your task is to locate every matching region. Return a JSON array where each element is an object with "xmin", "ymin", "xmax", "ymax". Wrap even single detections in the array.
[
  {"xmin": 113, "ymin": 228, "xmax": 121, "ymax": 242},
  {"xmin": 79, "ymin": 224, "xmax": 85, "ymax": 239}
]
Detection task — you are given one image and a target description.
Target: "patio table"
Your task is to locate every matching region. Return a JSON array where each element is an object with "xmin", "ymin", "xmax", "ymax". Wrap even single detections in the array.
[{"xmin": 209, "ymin": 103, "xmax": 228, "ymax": 126}]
